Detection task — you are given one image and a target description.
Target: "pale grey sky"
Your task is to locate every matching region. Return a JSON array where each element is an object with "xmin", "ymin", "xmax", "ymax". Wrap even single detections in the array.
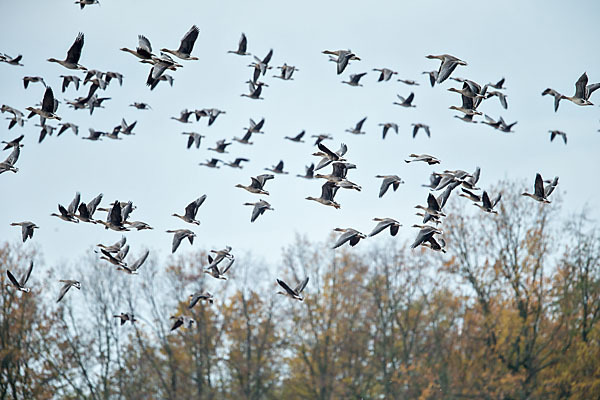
[{"xmin": 1, "ymin": 0, "xmax": 599, "ymax": 269}]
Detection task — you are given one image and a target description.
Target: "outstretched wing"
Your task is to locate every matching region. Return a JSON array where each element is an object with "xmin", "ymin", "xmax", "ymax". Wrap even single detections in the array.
[
  {"xmin": 178, "ymin": 25, "xmax": 199, "ymax": 55},
  {"xmin": 66, "ymin": 33, "xmax": 84, "ymax": 64},
  {"xmin": 277, "ymin": 279, "xmax": 297, "ymax": 296},
  {"xmin": 294, "ymin": 277, "xmax": 309, "ymax": 294}
]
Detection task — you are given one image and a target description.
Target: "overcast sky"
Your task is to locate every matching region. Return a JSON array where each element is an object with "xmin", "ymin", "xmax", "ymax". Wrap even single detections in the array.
[{"xmin": 1, "ymin": 0, "xmax": 599, "ymax": 271}]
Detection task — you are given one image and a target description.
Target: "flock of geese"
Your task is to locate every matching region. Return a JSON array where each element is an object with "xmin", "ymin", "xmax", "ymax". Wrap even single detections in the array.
[{"xmin": 2, "ymin": 15, "xmax": 596, "ymax": 332}]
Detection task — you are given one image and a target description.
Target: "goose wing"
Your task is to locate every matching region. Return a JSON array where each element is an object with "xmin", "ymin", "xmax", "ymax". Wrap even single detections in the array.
[
  {"xmin": 368, "ymin": 219, "xmax": 392, "ymax": 237},
  {"xmin": 87, "ymin": 193, "xmax": 103, "ymax": 216},
  {"xmin": 178, "ymin": 25, "xmax": 199, "ymax": 55},
  {"xmin": 238, "ymin": 33, "xmax": 247, "ymax": 53},
  {"xmin": 21, "ymin": 261, "xmax": 34, "ymax": 285},
  {"xmin": 66, "ymin": 33, "xmax": 84, "ymax": 64},
  {"xmin": 7, "ymin": 269, "xmax": 22, "ymax": 288},
  {"xmin": 277, "ymin": 279, "xmax": 297, "ymax": 296},
  {"xmin": 57, "ymin": 282, "xmax": 73, "ymax": 302},
  {"xmin": 42, "ymin": 87, "xmax": 56, "ymax": 113},
  {"xmin": 130, "ymin": 250, "xmax": 150, "ymax": 271},
  {"xmin": 332, "ymin": 229, "xmax": 356, "ymax": 249},
  {"xmin": 68, "ymin": 192, "xmax": 81, "ymax": 215},
  {"xmin": 481, "ymin": 191, "xmax": 492, "ymax": 209},
  {"xmin": 574, "ymin": 72, "xmax": 588, "ymax": 99},
  {"xmin": 294, "ymin": 277, "xmax": 309, "ymax": 294},
  {"xmin": 137, "ymin": 35, "xmax": 153, "ymax": 57},
  {"xmin": 534, "ymin": 173, "xmax": 545, "ymax": 198}
]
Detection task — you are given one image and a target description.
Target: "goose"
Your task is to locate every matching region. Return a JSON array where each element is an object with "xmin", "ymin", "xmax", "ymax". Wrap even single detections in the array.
[
  {"xmin": 210, "ymin": 246, "xmax": 234, "ymax": 263},
  {"xmin": 199, "ymin": 158, "xmax": 221, "ymax": 168},
  {"xmin": 276, "ymin": 277, "xmax": 308, "ymax": 301},
  {"xmin": 2, "ymin": 106, "xmax": 25, "ymax": 129},
  {"xmin": 129, "ymin": 102, "xmax": 151, "ymax": 110},
  {"xmin": 171, "ymin": 109, "xmax": 193, "ymax": 123},
  {"xmin": 378, "ymin": 122, "xmax": 398, "ymax": 139},
  {"xmin": 10, "ymin": 221, "xmax": 39, "ymax": 243},
  {"xmin": 462, "ymin": 167, "xmax": 481, "ymax": 190},
  {"xmin": 172, "ymin": 195, "xmax": 207, "ymax": 225},
  {"xmin": 83, "ymin": 69, "xmax": 104, "ymax": 85},
  {"xmin": 204, "ymin": 255, "xmax": 234, "ymax": 280},
  {"xmin": 182, "ymin": 132, "xmax": 205, "ymax": 149},
  {"xmin": 245, "ymin": 117, "xmax": 265, "ymax": 134},
  {"xmin": 100, "ymin": 246, "xmax": 128, "ymax": 266},
  {"xmin": 224, "ymin": 158, "xmax": 250, "ymax": 169},
  {"xmin": 145, "ymin": 53, "xmax": 181, "ymax": 89},
  {"xmin": 542, "ymin": 88, "xmax": 563, "ymax": 112},
  {"xmin": 342, "ymin": 72, "xmax": 367, "ymax": 87},
  {"xmin": 97, "ymin": 236, "xmax": 126, "ymax": 254},
  {"xmin": 410, "ymin": 225, "xmax": 443, "ymax": 250},
  {"xmin": 421, "ymin": 235, "xmax": 447, "ymax": 253},
  {"xmin": 157, "ymin": 74, "xmax": 174, "ymax": 87},
  {"xmin": 522, "ymin": 173, "xmax": 557, "ymax": 203},
  {"xmin": 50, "ymin": 192, "xmax": 80, "ymax": 223},
  {"xmin": 170, "ymin": 316, "xmax": 195, "ymax": 331},
  {"xmin": 422, "ymin": 70, "xmax": 438, "ymax": 87},
  {"xmin": 332, "ymin": 228, "xmax": 366, "ymax": 249},
  {"xmin": 0, "ymin": 144, "xmax": 20, "ymax": 174},
  {"xmin": 274, "ymin": 63, "xmax": 299, "ymax": 80},
  {"xmin": 411, "ymin": 123, "xmax": 430, "ymax": 138},
  {"xmin": 125, "ymin": 221, "xmax": 153, "ymax": 231},
  {"xmin": 207, "ymin": 139, "xmax": 231, "ymax": 153},
  {"xmin": 426, "ymin": 54, "xmax": 467, "ymax": 83},
  {"xmin": 241, "ymin": 81, "xmax": 267, "ymax": 99},
  {"xmin": 549, "ymin": 130, "xmax": 567, "ymax": 144},
  {"xmin": 415, "ymin": 193, "xmax": 446, "ymax": 218},
  {"xmin": 236, "ymin": 174, "xmax": 274, "ymax": 195},
  {"xmin": 166, "ymin": 229, "xmax": 196, "ymax": 253},
  {"xmin": 161, "ymin": 25, "xmax": 200, "ymax": 60},
  {"xmin": 56, "ymin": 280, "xmax": 80, "ymax": 302},
  {"xmin": 189, "ymin": 292, "xmax": 214, "ymax": 308},
  {"xmin": 285, "ymin": 130, "xmax": 305, "ymax": 142},
  {"xmin": 314, "ymin": 142, "xmax": 347, "ymax": 170},
  {"xmin": 233, "ymin": 130, "xmax": 254, "ymax": 145},
  {"xmin": 265, "ymin": 160, "xmax": 288, "ymax": 174},
  {"xmin": 118, "ymin": 250, "xmax": 149, "ymax": 274},
  {"xmin": 228, "ymin": 32, "xmax": 250, "ymax": 55},
  {"xmin": 450, "ymin": 79, "xmax": 487, "ymax": 106},
  {"xmin": 243, "ymin": 200, "xmax": 274, "ymax": 222},
  {"xmin": 37, "ymin": 124, "xmax": 57, "ymax": 143},
  {"xmin": 485, "ymin": 90, "xmax": 508, "ymax": 109},
  {"xmin": 497, "ymin": 117, "xmax": 517, "ymax": 133},
  {"xmin": 82, "ymin": 128, "xmax": 104, "ymax": 141},
  {"xmin": 251, "ymin": 49, "xmax": 274, "ymax": 78},
  {"xmin": 459, "ymin": 188, "xmax": 481, "ymax": 202},
  {"xmin": 376, "ymin": 175, "xmax": 404, "ymax": 198},
  {"xmin": 60, "ymin": 75, "xmax": 81, "ymax": 92},
  {"xmin": 559, "ymin": 72, "xmax": 600, "ymax": 108},
  {"xmin": 422, "ymin": 172, "xmax": 442, "ymax": 189},
  {"xmin": 398, "ymin": 79, "xmax": 420, "ymax": 86},
  {"xmin": 454, "ymin": 113, "xmax": 478, "ymax": 123},
  {"xmin": 47, "ymin": 33, "xmax": 86, "ymax": 70},
  {"xmin": 345, "ymin": 117, "xmax": 367, "ymax": 134},
  {"xmin": 322, "ymin": 49, "xmax": 360, "ymax": 75},
  {"xmin": 474, "ymin": 191, "xmax": 502, "ymax": 214},
  {"xmin": 6, "ymin": 261, "xmax": 33, "ymax": 292},
  {"xmin": 26, "ymin": 87, "xmax": 61, "ymax": 121},
  {"xmin": 368, "ymin": 218, "xmax": 401, "ymax": 237},
  {"xmin": 393, "ymin": 93, "xmax": 415, "ymax": 108},
  {"xmin": 404, "ymin": 153, "xmax": 440, "ymax": 165},
  {"xmin": 2, "ymin": 134, "xmax": 24, "ymax": 149},
  {"xmin": 487, "ymin": 77, "xmax": 506, "ymax": 90},
  {"xmin": 23, "ymin": 76, "xmax": 46, "ymax": 89},
  {"xmin": 119, "ymin": 119, "xmax": 136, "ymax": 135},
  {"xmin": 57, "ymin": 122, "xmax": 78, "ymax": 136},
  {"xmin": 482, "ymin": 114, "xmax": 501, "ymax": 129},
  {"xmin": 373, "ymin": 68, "xmax": 397, "ymax": 82},
  {"xmin": 104, "ymin": 126, "xmax": 122, "ymax": 140},
  {"xmin": 103, "ymin": 71, "xmax": 123, "ymax": 86},
  {"xmin": 76, "ymin": 202, "xmax": 97, "ymax": 223},
  {"xmin": 297, "ymin": 163, "xmax": 315, "ymax": 179},
  {"xmin": 199, "ymin": 108, "xmax": 226, "ymax": 126},
  {"xmin": 311, "ymin": 134, "xmax": 333, "ymax": 146},
  {"xmin": 432, "ymin": 170, "xmax": 470, "ymax": 191},
  {"xmin": 98, "ymin": 201, "xmax": 130, "ymax": 231},
  {"xmin": 121, "ymin": 35, "xmax": 155, "ymax": 60},
  {"xmin": 306, "ymin": 181, "xmax": 341, "ymax": 209},
  {"xmin": 0, "ymin": 54, "xmax": 23, "ymax": 66},
  {"xmin": 114, "ymin": 313, "xmax": 136, "ymax": 326},
  {"xmin": 75, "ymin": 0, "xmax": 99, "ymax": 9}
]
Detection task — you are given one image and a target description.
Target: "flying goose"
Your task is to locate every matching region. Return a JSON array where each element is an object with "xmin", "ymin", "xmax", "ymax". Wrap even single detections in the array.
[
  {"xmin": 276, "ymin": 277, "xmax": 309, "ymax": 301},
  {"xmin": 285, "ymin": 130, "xmax": 305, "ymax": 142},
  {"xmin": 415, "ymin": 193, "xmax": 446, "ymax": 218},
  {"xmin": 311, "ymin": 134, "xmax": 333, "ymax": 146},
  {"xmin": 2, "ymin": 106, "xmax": 25, "ymax": 129},
  {"xmin": 57, "ymin": 122, "xmax": 78, "ymax": 136},
  {"xmin": 274, "ymin": 63, "xmax": 299, "ymax": 80},
  {"xmin": 172, "ymin": 195, "xmax": 207, "ymax": 225},
  {"xmin": 59, "ymin": 75, "xmax": 80, "ymax": 92},
  {"xmin": 368, "ymin": 218, "xmax": 401, "ymax": 237},
  {"xmin": 461, "ymin": 167, "xmax": 481, "ymax": 190},
  {"xmin": 161, "ymin": 25, "xmax": 200, "ymax": 60},
  {"xmin": 345, "ymin": 117, "xmax": 367, "ymax": 134},
  {"xmin": 236, "ymin": 174, "xmax": 274, "ymax": 195},
  {"xmin": 244, "ymin": 117, "xmax": 265, "ymax": 134},
  {"xmin": 393, "ymin": 92, "xmax": 415, "ymax": 108},
  {"xmin": 378, "ymin": 122, "xmax": 398, "ymax": 139},
  {"xmin": 126, "ymin": 221, "xmax": 153, "ymax": 231},
  {"xmin": 314, "ymin": 142, "xmax": 347, "ymax": 170},
  {"xmin": 47, "ymin": 33, "xmax": 86, "ymax": 70},
  {"xmin": 26, "ymin": 87, "xmax": 61, "ymax": 121},
  {"xmin": 522, "ymin": 173, "xmax": 558, "ymax": 203},
  {"xmin": 50, "ymin": 192, "xmax": 80, "ymax": 223},
  {"xmin": 224, "ymin": 158, "xmax": 250, "ymax": 169},
  {"xmin": 114, "ymin": 313, "xmax": 136, "ymax": 325},
  {"xmin": 426, "ymin": 54, "xmax": 467, "ymax": 83},
  {"xmin": 251, "ymin": 49, "xmax": 274, "ymax": 78},
  {"xmin": 0, "ymin": 145, "xmax": 20, "ymax": 174},
  {"xmin": 171, "ymin": 109, "xmax": 193, "ymax": 123},
  {"xmin": 98, "ymin": 201, "xmax": 130, "ymax": 231},
  {"xmin": 454, "ymin": 113, "xmax": 478, "ymax": 123},
  {"xmin": 130, "ymin": 102, "xmax": 151, "ymax": 110},
  {"xmin": 410, "ymin": 225, "xmax": 443, "ymax": 250},
  {"xmin": 487, "ymin": 77, "xmax": 506, "ymax": 90},
  {"xmin": 97, "ymin": 236, "xmax": 126, "ymax": 254},
  {"xmin": 542, "ymin": 88, "xmax": 563, "ymax": 112},
  {"xmin": 373, "ymin": 68, "xmax": 397, "ymax": 81},
  {"xmin": 145, "ymin": 53, "xmax": 181, "ymax": 89},
  {"xmin": 82, "ymin": 128, "xmax": 104, "ymax": 141},
  {"xmin": 411, "ymin": 123, "xmax": 430, "ymax": 138},
  {"xmin": 56, "ymin": 280, "xmax": 80, "ymax": 302},
  {"xmin": 118, "ymin": 250, "xmax": 150, "ymax": 274},
  {"xmin": 241, "ymin": 81, "xmax": 267, "ymax": 99},
  {"xmin": 1, "ymin": 133, "xmax": 23, "ymax": 148},
  {"xmin": 404, "ymin": 153, "xmax": 440, "ymax": 165},
  {"xmin": 204, "ymin": 255, "xmax": 234, "ymax": 280},
  {"xmin": 10, "ymin": 221, "xmax": 38, "ymax": 243},
  {"xmin": 195, "ymin": 108, "xmax": 226, "ymax": 126},
  {"xmin": 265, "ymin": 160, "xmax": 288, "ymax": 174},
  {"xmin": 23, "ymin": 76, "xmax": 46, "ymax": 89},
  {"xmin": 210, "ymin": 246, "xmax": 234, "ymax": 263},
  {"xmin": 306, "ymin": 181, "xmax": 341, "ymax": 208},
  {"xmin": 121, "ymin": 35, "xmax": 155, "ymax": 60},
  {"xmin": 189, "ymin": 292, "xmax": 214, "ymax": 308},
  {"xmin": 199, "ymin": 158, "xmax": 222, "ymax": 168},
  {"xmin": 459, "ymin": 188, "xmax": 481, "ymax": 202},
  {"xmin": 118, "ymin": 119, "xmax": 136, "ymax": 135},
  {"xmin": 170, "ymin": 316, "xmax": 195, "ymax": 332},
  {"xmin": 166, "ymin": 229, "xmax": 196, "ymax": 253},
  {"xmin": 376, "ymin": 175, "xmax": 404, "ymax": 198},
  {"xmin": 398, "ymin": 79, "xmax": 420, "ymax": 86},
  {"xmin": 297, "ymin": 163, "xmax": 315, "ymax": 179},
  {"xmin": 6, "ymin": 261, "xmax": 33, "ymax": 292},
  {"xmin": 485, "ymin": 90, "xmax": 508, "ymax": 109},
  {"xmin": 233, "ymin": 130, "xmax": 254, "ymax": 145},
  {"xmin": 559, "ymin": 72, "xmax": 600, "ymax": 108},
  {"xmin": 422, "ymin": 70, "xmax": 438, "ymax": 87},
  {"xmin": 208, "ymin": 139, "xmax": 232, "ymax": 153},
  {"xmin": 75, "ymin": 0, "xmax": 99, "ymax": 9},
  {"xmin": 332, "ymin": 228, "xmax": 366, "ymax": 249},
  {"xmin": 182, "ymin": 132, "xmax": 205, "ymax": 149},
  {"xmin": 0, "ymin": 54, "xmax": 23, "ymax": 66},
  {"xmin": 322, "ymin": 49, "xmax": 360, "ymax": 75},
  {"xmin": 243, "ymin": 200, "xmax": 274, "ymax": 222},
  {"xmin": 228, "ymin": 32, "xmax": 250, "ymax": 55},
  {"xmin": 474, "ymin": 191, "xmax": 502, "ymax": 214},
  {"xmin": 549, "ymin": 130, "xmax": 567, "ymax": 144},
  {"xmin": 342, "ymin": 72, "xmax": 367, "ymax": 87},
  {"xmin": 100, "ymin": 245, "xmax": 129, "ymax": 267}
]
